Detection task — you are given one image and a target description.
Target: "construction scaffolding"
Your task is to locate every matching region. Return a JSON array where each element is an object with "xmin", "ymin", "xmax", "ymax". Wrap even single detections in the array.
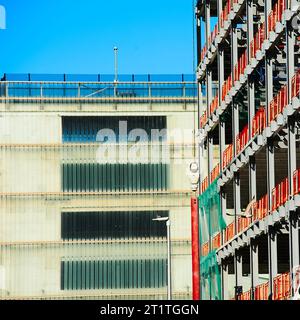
[{"xmin": 196, "ymin": 0, "xmax": 300, "ymax": 300}]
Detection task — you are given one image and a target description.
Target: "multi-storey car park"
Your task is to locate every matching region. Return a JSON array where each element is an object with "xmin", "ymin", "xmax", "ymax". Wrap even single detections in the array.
[
  {"xmin": 0, "ymin": 73, "xmax": 197, "ymax": 300},
  {"xmin": 195, "ymin": 0, "xmax": 300, "ymax": 300}
]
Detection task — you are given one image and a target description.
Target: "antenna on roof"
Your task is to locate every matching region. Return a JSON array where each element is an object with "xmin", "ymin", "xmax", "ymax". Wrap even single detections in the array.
[{"xmin": 114, "ymin": 47, "xmax": 118, "ymax": 83}]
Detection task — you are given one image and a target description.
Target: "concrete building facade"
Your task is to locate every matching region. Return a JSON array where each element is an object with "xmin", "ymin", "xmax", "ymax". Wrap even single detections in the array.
[
  {"xmin": 0, "ymin": 74, "xmax": 197, "ymax": 300},
  {"xmin": 196, "ymin": 0, "xmax": 300, "ymax": 300}
]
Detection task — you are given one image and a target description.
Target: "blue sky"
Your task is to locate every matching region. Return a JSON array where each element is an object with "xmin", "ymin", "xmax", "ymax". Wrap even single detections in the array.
[{"xmin": 0, "ymin": 0, "xmax": 196, "ymax": 75}]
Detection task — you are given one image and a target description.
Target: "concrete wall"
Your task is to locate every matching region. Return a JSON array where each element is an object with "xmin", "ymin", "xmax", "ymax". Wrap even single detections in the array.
[{"xmin": 0, "ymin": 101, "xmax": 197, "ymax": 299}]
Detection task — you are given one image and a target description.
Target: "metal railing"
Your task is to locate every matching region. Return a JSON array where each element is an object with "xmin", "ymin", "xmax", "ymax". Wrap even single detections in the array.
[{"xmin": 0, "ymin": 74, "xmax": 197, "ymax": 102}]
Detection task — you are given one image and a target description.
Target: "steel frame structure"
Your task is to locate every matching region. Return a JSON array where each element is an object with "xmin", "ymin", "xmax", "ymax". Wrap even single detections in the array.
[{"xmin": 196, "ymin": 0, "xmax": 300, "ymax": 300}]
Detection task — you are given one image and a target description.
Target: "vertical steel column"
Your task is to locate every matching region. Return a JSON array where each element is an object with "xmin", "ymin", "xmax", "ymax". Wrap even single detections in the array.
[
  {"xmin": 198, "ymin": 80, "xmax": 204, "ymax": 193},
  {"xmin": 286, "ymin": 18, "xmax": 295, "ymax": 100},
  {"xmin": 217, "ymin": 1, "xmax": 227, "ymax": 299},
  {"xmin": 289, "ymin": 205, "xmax": 300, "ymax": 296},
  {"xmin": 265, "ymin": 0, "xmax": 276, "ymax": 295},
  {"xmin": 196, "ymin": 10, "xmax": 202, "ymax": 66},
  {"xmin": 288, "ymin": 116, "xmax": 300, "ymax": 291},
  {"xmin": 247, "ymin": 1, "xmax": 258, "ymax": 299},
  {"xmin": 206, "ymin": 0, "xmax": 213, "ymax": 186},
  {"xmin": 218, "ymin": 0, "xmax": 225, "ymax": 169},
  {"xmin": 249, "ymin": 157, "xmax": 257, "ymax": 211},
  {"xmin": 267, "ymin": 141, "xmax": 278, "ymax": 297},
  {"xmin": 265, "ymin": 0, "xmax": 272, "ymax": 40},
  {"xmin": 207, "ymin": 67, "xmax": 213, "ymax": 116},
  {"xmin": 250, "ymin": 239, "xmax": 260, "ymax": 299},
  {"xmin": 207, "ymin": 132, "xmax": 214, "ymax": 290},
  {"xmin": 232, "ymin": 21, "xmax": 241, "ymax": 294},
  {"xmin": 268, "ymin": 225, "xmax": 278, "ymax": 299},
  {"xmin": 207, "ymin": 0, "xmax": 214, "ymax": 178},
  {"xmin": 219, "ymin": 62, "xmax": 226, "ymax": 169},
  {"xmin": 220, "ymin": 186, "xmax": 227, "ymax": 300},
  {"xmin": 249, "ymin": 156, "xmax": 259, "ymax": 298},
  {"xmin": 233, "ymin": 173, "xmax": 242, "ymax": 228},
  {"xmin": 265, "ymin": 0, "xmax": 273, "ymax": 105},
  {"xmin": 247, "ymin": 0, "xmax": 255, "ymax": 133},
  {"xmin": 166, "ymin": 219, "xmax": 172, "ymax": 300},
  {"xmin": 221, "ymin": 261, "xmax": 229, "ymax": 300},
  {"xmin": 235, "ymin": 252, "xmax": 243, "ymax": 299},
  {"xmin": 234, "ymin": 172, "xmax": 242, "ymax": 292},
  {"xmin": 205, "ymin": 1, "xmax": 212, "ymax": 116},
  {"xmin": 208, "ymin": 133, "xmax": 214, "ymax": 182},
  {"xmin": 286, "ymin": 19, "xmax": 299, "ymax": 284},
  {"xmin": 231, "ymin": 23, "xmax": 239, "ymax": 155},
  {"xmin": 199, "ymin": 81, "xmax": 204, "ymax": 118},
  {"xmin": 232, "ymin": 19, "xmax": 241, "ymax": 290},
  {"xmin": 205, "ymin": 0, "xmax": 211, "ymax": 53}
]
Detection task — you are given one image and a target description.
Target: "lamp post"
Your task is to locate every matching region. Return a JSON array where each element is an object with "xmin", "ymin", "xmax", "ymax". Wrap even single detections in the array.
[
  {"xmin": 113, "ymin": 47, "xmax": 118, "ymax": 97},
  {"xmin": 114, "ymin": 46, "xmax": 118, "ymax": 83},
  {"xmin": 152, "ymin": 216, "xmax": 172, "ymax": 300}
]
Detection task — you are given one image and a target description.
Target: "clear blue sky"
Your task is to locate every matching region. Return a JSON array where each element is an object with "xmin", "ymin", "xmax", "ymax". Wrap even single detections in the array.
[{"xmin": 0, "ymin": 0, "xmax": 196, "ymax": 75}]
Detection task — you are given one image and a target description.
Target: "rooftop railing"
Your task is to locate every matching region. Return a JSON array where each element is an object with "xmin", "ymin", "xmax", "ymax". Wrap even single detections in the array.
[{"xmin": 0, "ymin": 74, "xmax": 197, "ymax": 102}]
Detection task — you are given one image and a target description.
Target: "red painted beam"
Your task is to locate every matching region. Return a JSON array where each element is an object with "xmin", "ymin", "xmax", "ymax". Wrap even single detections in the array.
[{"xmin": 191, "ymin": 196, "xmax": 200, "ymax": 300}]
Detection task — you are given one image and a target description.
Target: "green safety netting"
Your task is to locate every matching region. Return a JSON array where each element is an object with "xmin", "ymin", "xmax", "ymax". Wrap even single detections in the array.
[
  {"xmin": 198, "ymin": 179, "xmax": 226, "ymax": 244},
  {"xmin": 199, "ymin": 179, "xmax": 225, "ymax": 300},
  {"xmin": 200, "ymin": 251, "xmax": 222, "ymax": 300}
]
